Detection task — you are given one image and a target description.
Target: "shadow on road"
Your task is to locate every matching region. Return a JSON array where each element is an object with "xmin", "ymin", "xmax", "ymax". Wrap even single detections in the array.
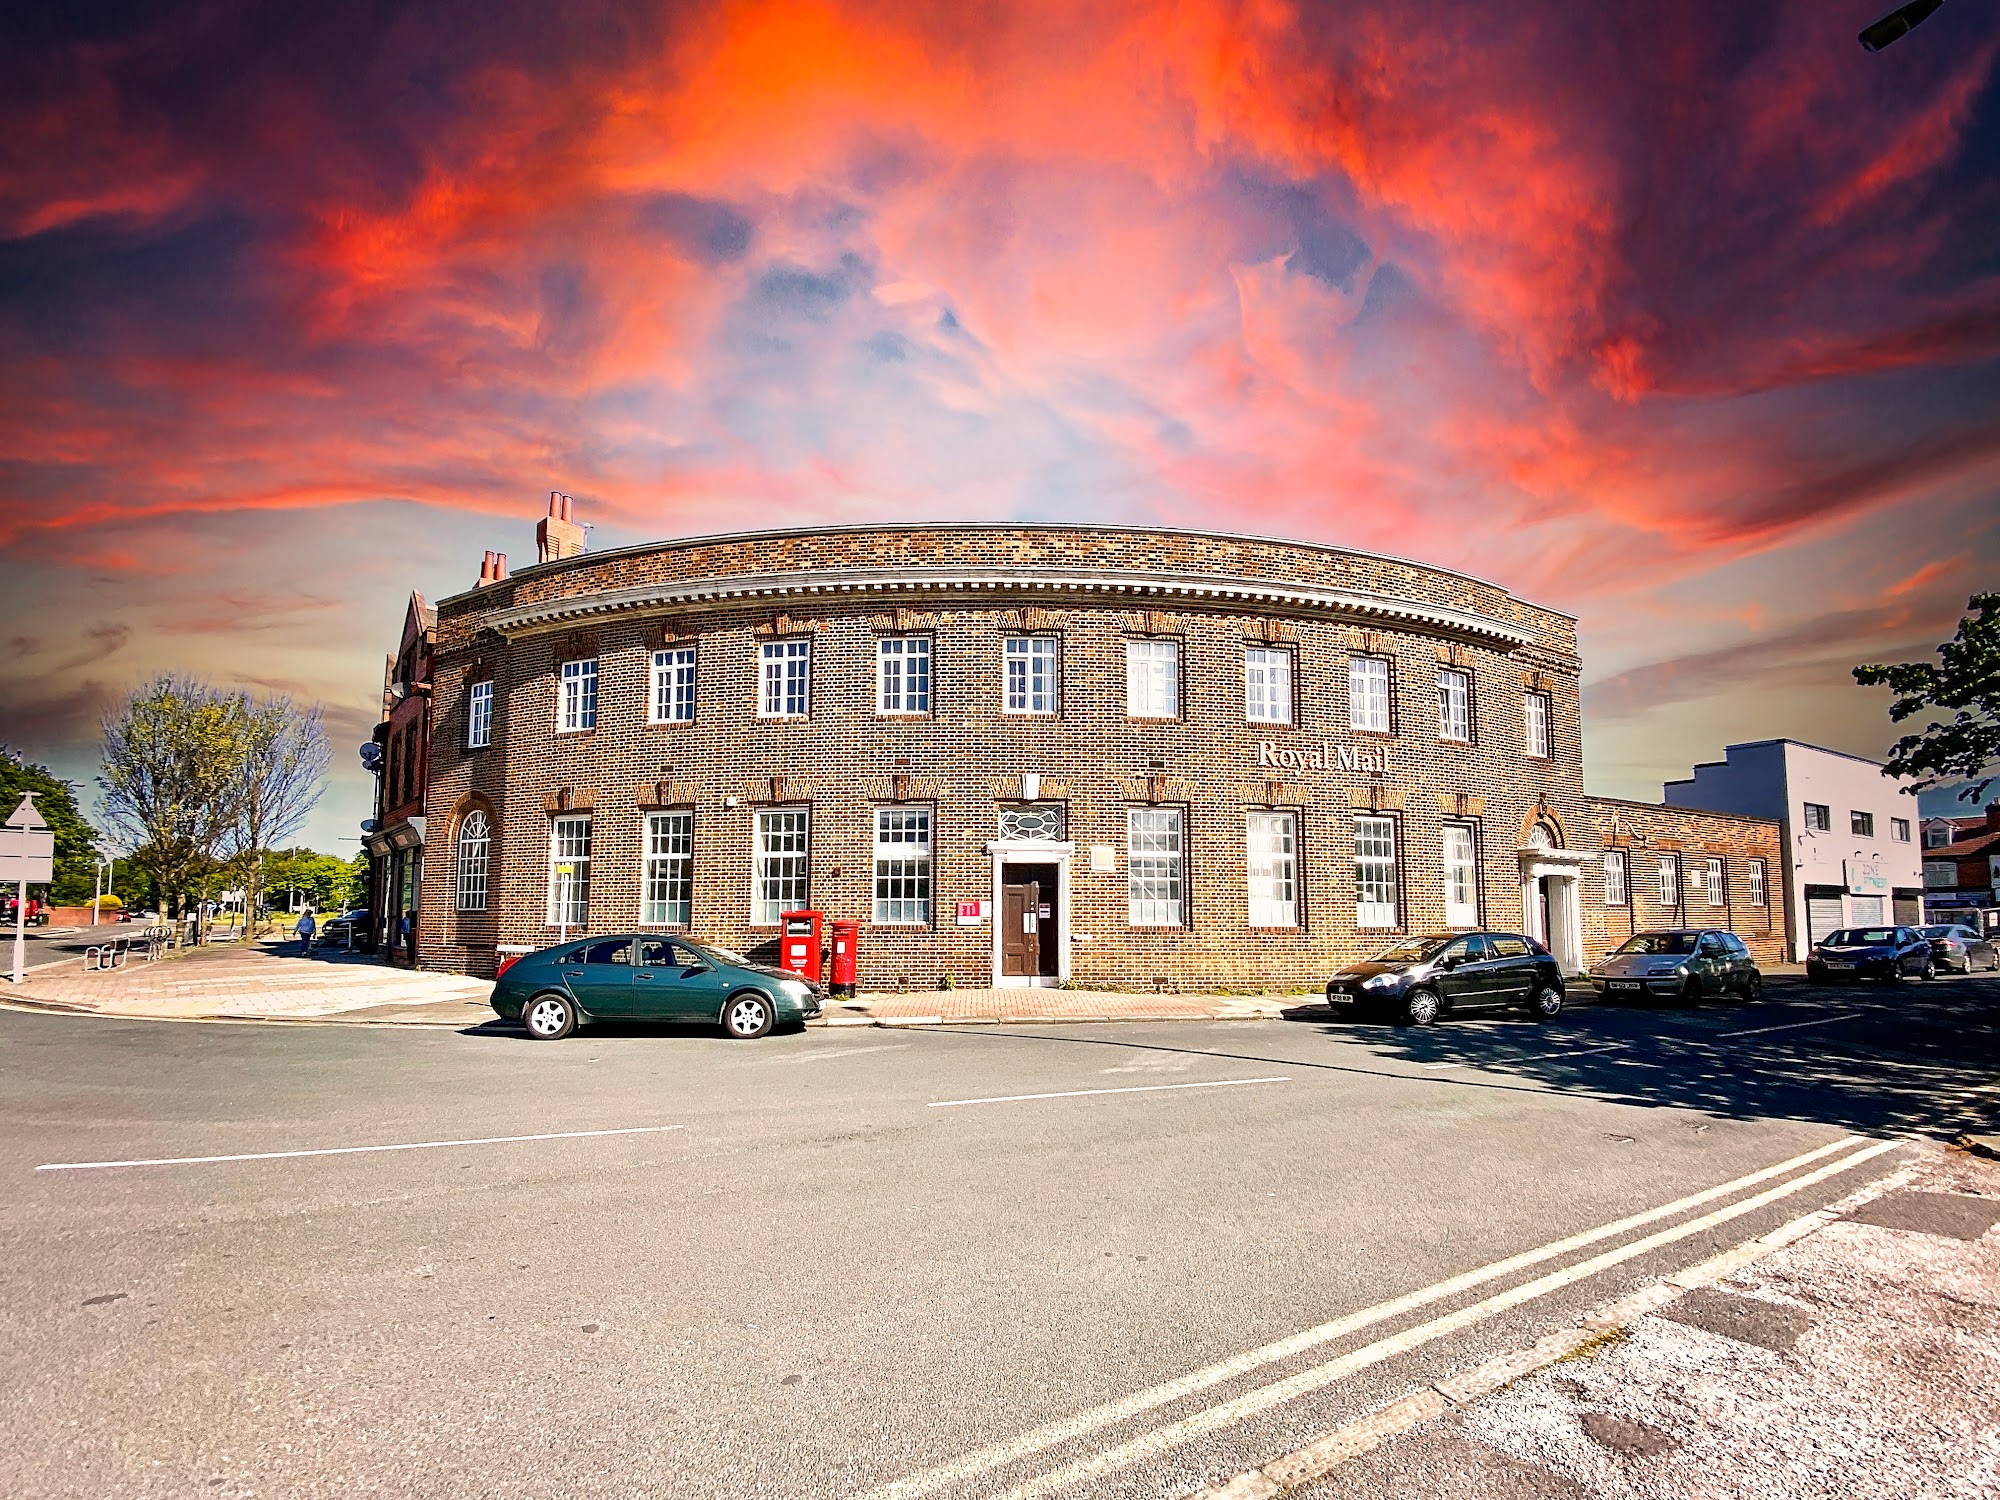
[{"xmin": 944, "ymin": 975, "xmax": 2000, "ymax": 1139}]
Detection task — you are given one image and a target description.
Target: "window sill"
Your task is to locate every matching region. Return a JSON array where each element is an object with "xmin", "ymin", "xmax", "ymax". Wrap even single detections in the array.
[
  {"xmin": 1350, "ymin": 727, "xmax": 1396, "ymax": 738},
  {"xmin": 646, "ymin": 718, "xmax": 697, "ymax": 728},
  {"xmin": 554, "ymin": 727, "xmax": 595, "ymax": 736},
  {"xmin": 1125, "ymin": 715, "xmax": 1182, "ymax": 724},
  {"xmin": 1002, "ymin": 711, "xmax": 1060, "ymax": 718},
  {"xmin": 755, "ymin": 714, "xmax": 811, "ymax": 723},
  {"xmin": 875, "ymin": 712, "xmax": 934, "ymax": 720}
]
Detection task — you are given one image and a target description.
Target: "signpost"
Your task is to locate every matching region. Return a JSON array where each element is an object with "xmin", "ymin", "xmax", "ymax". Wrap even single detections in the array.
[{"xmin": 3, "ymin": 793, "xmax": 55, "ymax": 985}]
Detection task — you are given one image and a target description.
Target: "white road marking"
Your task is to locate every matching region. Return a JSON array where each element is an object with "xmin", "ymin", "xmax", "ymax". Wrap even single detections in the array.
[
  {"xmin": 1716, "ymin": 1012, "xmax": 1863, "ymax": 1039},
  {"xmin": 36, "ymin": 1125, "xmax": 683, "ymax": 1172},
  {"xmin": 856, "ymin": 1134, "xmax": 1869, "ymax": 1500},
  {"xmin": 759, "ymin": 1044, "xmax": 911, "ymax": 1063},
  {"xmin": 927, "ymin": 1077, "xmax": 1289, "ymax": 1109},
  {"xmin": 994, "ymin": 1136, "xmax": 1900, "ymax": 1498}
]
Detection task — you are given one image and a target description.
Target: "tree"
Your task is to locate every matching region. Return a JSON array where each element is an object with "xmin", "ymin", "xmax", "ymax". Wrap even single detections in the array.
[
  {"xmin": 99, "ymin": 677, "xmax": 248, "ymax": 942},
  {"xmin": 0, "ymin": 746, "xmax": 102, "ymax": 904},
  {"xmin": 1854, "ymin": 593, "xmax": 2000, "ymax": 802},
  {"xmin": 262, "ymin": 847, "xmax": 351, "ymax": 913},
  {"xmin": 224, "ymin": 697, "xmax": 330, "ymax": 940}
]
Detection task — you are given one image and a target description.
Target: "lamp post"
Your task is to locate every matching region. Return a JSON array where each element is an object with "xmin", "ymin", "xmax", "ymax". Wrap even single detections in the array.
[{"xmin": 91, "ymin": 855, "xmax": 115, "ymax": 925}]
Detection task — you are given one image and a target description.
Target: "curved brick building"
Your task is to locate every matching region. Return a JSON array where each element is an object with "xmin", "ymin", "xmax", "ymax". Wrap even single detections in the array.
[{"xmin": 412, "ymin": 504, "xmax": 1783, "ymax": 987}]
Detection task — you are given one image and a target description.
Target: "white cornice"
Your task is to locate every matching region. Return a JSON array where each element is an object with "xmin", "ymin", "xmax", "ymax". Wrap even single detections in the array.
[{"xmin": 478, "ymin": 565, "xmax": 1540, "ymax": 650}]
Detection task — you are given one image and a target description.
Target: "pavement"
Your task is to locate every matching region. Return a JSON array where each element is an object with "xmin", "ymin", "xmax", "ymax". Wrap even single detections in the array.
[
  {"xmin": 2, "ymin": 976, "xmax": 1996, "ymax": 1499},
  {"xmin": 1283, "ymin": 1143, "xmax": 2000, "ymax": 1500}
]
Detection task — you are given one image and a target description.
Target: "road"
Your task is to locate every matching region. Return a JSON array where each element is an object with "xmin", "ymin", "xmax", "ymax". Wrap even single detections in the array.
[{"xmin": 2, "ymin": 975, "xmax": 1994, "ymax": 1500}]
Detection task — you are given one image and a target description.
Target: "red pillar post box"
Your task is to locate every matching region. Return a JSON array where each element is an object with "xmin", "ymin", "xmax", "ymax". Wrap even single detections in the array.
[
  {"xmin": 828, "ymin": 919, "xmax": 860, "ymax": 998},
  {"xmin": 779, "ymin": 910, "xmax": 825, "ymax": 981}
]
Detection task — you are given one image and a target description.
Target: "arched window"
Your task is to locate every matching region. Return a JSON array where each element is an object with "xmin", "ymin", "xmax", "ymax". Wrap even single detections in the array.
[{"xmin": 456, "ymin": 810, "xmax": 491, "ymax": 913}]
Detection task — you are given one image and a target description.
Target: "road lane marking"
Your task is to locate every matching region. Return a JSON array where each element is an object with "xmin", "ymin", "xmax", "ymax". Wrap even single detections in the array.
[
  {"xmin": 1716, "ymin": 1012, "xmax": 1863, "ymax": 1039},
  {"xmin": 995, "ymin": 1136, "xmax": 1900, "ymax": 1498},
  {"xmin": 1420, "ymin": 1044, "xmax": 1619, "ymax": 1070},
  {"xmin": 927, "ymin": 1077, "xmax": 1289, "ymax": 1109},
  {"xmin": 759, "ymin": 1044, "xmax": 912, "ymax": 1063},
  {"xmin": 855, "ymin": 1134, "xmax": 1867, "ymax": 1500},
  {"xmin": 35, "ymin": 1125, "xmax": 684, "ymax": 1172}
]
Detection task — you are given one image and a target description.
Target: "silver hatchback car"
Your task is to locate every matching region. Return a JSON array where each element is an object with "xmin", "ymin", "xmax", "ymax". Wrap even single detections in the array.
[{"xmin": 1589, "ymin": 929, "xmax": 1762, "ymax": 1003}]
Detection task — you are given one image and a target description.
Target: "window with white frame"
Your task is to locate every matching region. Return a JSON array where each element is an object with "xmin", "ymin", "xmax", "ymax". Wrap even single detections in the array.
[
  {"xmin": 873, "ymin": 807, "xmax": 932, "ymax": 925},
  {"xmin": 1748, "ymin": 859, "xmax": 1767, "ymax": 907},
  {"xmin": 1850, "ymin": 810, "xmax": 1874, "ymax": 838},
  {"xmin": 1437, "ymin": 668, "xmax": 1471, "ymax": 743},
  {"xmin": 1125, "ymin": 638, "xmax": 1180, "ymax": 719},
  {"xmin": 754, "ymin": 808, "xmax": 810, "ymax": 924},
  {"xmin": 1925, "ymin": 861, "xmax": 1957, "ymax": 889},
  {"xmin": 1442, "ymin": 822, "xmax": 1478, "ymax": 928},
  {"xmin": 1803, "ymin": 802, "xmax": 1831, "ymax": 832},
  {"xmin": 650, "ymin": 647, "xmax": 696, "ymax": 723},
  {"xmin": 1891, "ymin": 817, "xmax": 1910, "ymax": 842},
  {"xmin": 455, "ymin": 810, "xmax": 490, "ymax": 913},
  {"xmin": 1349, "ymin": 656, "xmax": 1391, "ymax": 733},
  {"xmin": 1604, "ymin": 849, "xmax": 1628, "ymax": 906},
  {"xmin": 557, "ymin": 659, "xmax": 597, "ymax": 732},
  {"xmin": 467, "ymin": 680, "xmax": 493, "ymax": 749},
  {"xmin": 1355, "ymin": 816, "xmax": 1399, "ymax": 928},
  {"xmin": 1706, "ymin": 857, "xmax": 1725, "ymax": 906},
  {"xmin": 876, "ymin": 636, "xmax": 931, "ymax": 715},
  {"xmin": 1659, "ymin": 854, "xmax": 1679, "ymax": 908},
  {"xmin": 547, "ymin": 815, "xmax": 592, "ymax": 926},
  {"xmin": 1244, "ymin": 647, "xmax": 1293, "ymax": 724},
  {"xmin": 1246, "ymin": 811, "xmax": 1297, "ymax": 927},
  {"xmin": 642, "ymin": 811, "xmax": 693, "ymax": 926},
  {"xmin": 1127, "ymin": 807, "xmax": 1185, "ymax": 926},
  {"xmin": 1524, "ymin": 691, "xmax": 1550, "ymax": 758},
  {"xmin": 1925, "ymin": 822, "xmax": 1951, "ymax": 847},
  {"xmin": 759, "ymin": 640, "xmax": 811, "ymax": 718},
  {"xmin": 1004, "ymin": 636, "xmax": 1059, "ymax": 714}
]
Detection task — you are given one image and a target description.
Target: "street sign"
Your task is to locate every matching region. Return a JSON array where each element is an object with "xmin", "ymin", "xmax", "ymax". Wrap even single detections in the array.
[{"xmin": 6, "ymin": 793, "xmax": 55, "ymax": 984}]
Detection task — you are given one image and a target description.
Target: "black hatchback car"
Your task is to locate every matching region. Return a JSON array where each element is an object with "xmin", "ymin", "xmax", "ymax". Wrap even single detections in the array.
[
  {"xmin": 1325, "ymin": 931, "xmax": 1565, "ymax": 1025},
  {"xmin": 1807, "ymin": 926, "xmax": 1936, "ymax": 983}
]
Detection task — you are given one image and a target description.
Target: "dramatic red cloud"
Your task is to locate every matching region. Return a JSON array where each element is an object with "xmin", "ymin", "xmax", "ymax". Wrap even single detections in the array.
[{"xmin": 1, "ymin": 0, "xmax": 1996, "ymax": 833}]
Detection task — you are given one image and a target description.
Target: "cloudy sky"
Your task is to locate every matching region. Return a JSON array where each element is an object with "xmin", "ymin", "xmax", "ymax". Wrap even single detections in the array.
[{"xmin": 2, "ymin": 0, "xmax": 1996, "ymax": 852}]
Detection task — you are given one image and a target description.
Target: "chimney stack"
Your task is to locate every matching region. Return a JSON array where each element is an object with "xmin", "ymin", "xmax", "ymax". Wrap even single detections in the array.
[
  {"xmin": 537, "ymin": 490, "xmax": 585, "ymax": 564},
  {"xmin": 1985, "ymin": 802, "xmax": 2000, "ymax": 833}
]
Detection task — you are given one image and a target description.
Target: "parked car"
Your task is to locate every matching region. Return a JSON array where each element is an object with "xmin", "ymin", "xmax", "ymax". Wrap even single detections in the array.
[
  {"xmin": 492, "ymin": 934, "xmax": 824, "ymax": 1040},
  {"xmin": 318, "ymin": 909, "xmax": 375, "ymax": 949},
  {"xmin": 1324, "ymin": 931, "xmax": 1565, "ymax": 1026},
  {"xmin": 1588, "ymin": 929, "xmax": 1762, "ymax": 1003},
  {"xmin": 1915, "ymin": 924, "xmax": 2000, "ymax": 975},
  {"xmin": 1806, "ymin": 927, "xmax": 1935, "ymax": 983}
]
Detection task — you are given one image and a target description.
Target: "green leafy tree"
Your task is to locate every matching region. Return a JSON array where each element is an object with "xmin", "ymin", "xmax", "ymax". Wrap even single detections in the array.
[
  {"xmin": 0, "ymin": 746, "xmax": 102, "ymax": 904},
  {"xmin": 1854, "ymin": 593, "xmax": 2000, "ymax": 801},
  {"xmin": 336, "ymin": 852, "xmax": 370, "ymax": 910},
  {"xmin": 99, "ymin": 677, "xmax": 249, "ymax": 942},
  {"xmin": 223, "ymin": 698, "xmax": 331, "ymax": 940},
  {"xmin": 262, "ymin": 847, "xmax": 351, "ymax": 913}
]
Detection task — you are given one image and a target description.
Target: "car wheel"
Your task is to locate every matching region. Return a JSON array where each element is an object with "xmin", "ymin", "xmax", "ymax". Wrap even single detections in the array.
[
  {"xmin": 522, "ymin": 992, "xmax": 577, "ymax": 1041},
  {"xmin": 1920, "ymin": 958, "xmax": 1936, "ymax": 981},
  {"xmin": 722, "ymin": 992, "xmax": 775, "ymax": 1039},
  {"xmin": 1401, "ymin": 988, "xmax": 1441, "ymax": 1026},
  {"xmin": 1524, "ymin": 984, "xmax": 1563, "ymax": 1020},
  {"xmin": 1741, "ymin": 971, "xmax": 1763, "ymax": 1002},
  {"xmin": 1680, "ymin": 976, "xmax": 1702, "ymax": 1006}
]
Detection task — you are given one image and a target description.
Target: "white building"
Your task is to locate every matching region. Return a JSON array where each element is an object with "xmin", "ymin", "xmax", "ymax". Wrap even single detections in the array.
[{"xmin": 1664, "ymin": 739, "xmax": 1922, "ymax": 959}]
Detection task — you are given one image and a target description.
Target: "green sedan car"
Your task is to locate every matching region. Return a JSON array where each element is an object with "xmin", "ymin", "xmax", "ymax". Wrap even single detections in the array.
[{"xmin": 491, "ymin": 935, "xmax": 823, "ymax": 1040}]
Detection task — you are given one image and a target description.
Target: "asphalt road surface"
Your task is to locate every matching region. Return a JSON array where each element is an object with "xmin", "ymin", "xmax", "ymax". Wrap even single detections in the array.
[{"xmin": 3, "ymin": 975, "xmax": 1994, "ymax": 1500}]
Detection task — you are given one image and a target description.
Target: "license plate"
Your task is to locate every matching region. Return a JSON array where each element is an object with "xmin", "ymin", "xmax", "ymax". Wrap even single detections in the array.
[
  {"xmin": 1608, "ymin": 980, "xmax": 1642, "ymax": 990},
  {"xmin": 1824, "ymin": 961, "xmax": 1852, "ymax": 970}
]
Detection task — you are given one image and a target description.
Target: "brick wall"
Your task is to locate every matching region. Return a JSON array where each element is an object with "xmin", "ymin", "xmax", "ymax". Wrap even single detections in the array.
[
  {"xmin": 418, "ymin": 525, "xmax": 1589, "ymax": 989},
  {"xmin": 1581, "ymin": 797, "xmax": 1789, "ymax": 967}
]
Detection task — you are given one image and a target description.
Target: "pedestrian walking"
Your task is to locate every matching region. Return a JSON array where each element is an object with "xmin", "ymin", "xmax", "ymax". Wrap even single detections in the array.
[{"xmin": 295, "ymin": 909, "xmax": 317, "ymax": 953}]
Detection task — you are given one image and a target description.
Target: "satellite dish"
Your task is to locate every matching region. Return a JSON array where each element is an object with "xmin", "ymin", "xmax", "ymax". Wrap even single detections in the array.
[
  {"xmin": 358, "ymin": 743, "xmax": 382, "ymax": 770},
  {"xmin": 360, "ymin": 819, "xmax": 380, "ymax": 834}
]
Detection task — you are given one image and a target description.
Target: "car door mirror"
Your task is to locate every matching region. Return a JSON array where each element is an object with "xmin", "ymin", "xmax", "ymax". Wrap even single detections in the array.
[
  {"xmin": 1437, "ymin": 953, "xmax": 1461, "ymax": 970},
  {"xmin": 681, "ymin": 963, "xmax": 710, "ymax": 977}
]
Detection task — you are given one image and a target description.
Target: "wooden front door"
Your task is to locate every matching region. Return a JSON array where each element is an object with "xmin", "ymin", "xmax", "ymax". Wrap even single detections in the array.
[{"xmin": 1002, "ymin": 879, "xmax": 1041, "ymax": 977}]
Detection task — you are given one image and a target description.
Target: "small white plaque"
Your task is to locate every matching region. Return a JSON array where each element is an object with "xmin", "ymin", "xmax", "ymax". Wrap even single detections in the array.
[{"xmin": 1090, "ymin": 844, "xmax": 1116, "ymax": 873}]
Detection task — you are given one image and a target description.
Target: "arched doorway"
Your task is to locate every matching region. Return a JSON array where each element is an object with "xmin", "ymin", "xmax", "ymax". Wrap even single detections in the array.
[{"xmin": 1518, "ymin": 821, "xmax": 1592, "ymax": 975}]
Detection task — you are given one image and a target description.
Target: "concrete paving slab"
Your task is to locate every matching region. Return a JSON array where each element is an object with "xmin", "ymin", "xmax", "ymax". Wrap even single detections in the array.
[
  {"xmin": 1656, "ymin": 1288, "xmax": 1815, "ymax": 1353},
  {"xmin": 1842, "ymin": 1188, "xmax": 2000, "ymax": 1241}
]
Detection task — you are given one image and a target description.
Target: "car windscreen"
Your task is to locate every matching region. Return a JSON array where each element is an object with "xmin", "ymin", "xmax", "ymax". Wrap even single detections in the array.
[
  {"xmin": 1825, "ymin": 929, "xmax": 1896, "ymax": 946},
  {"xmin": 1614, "ymin": 932, "xmax": 1698, "ymax": 955},
  {"xmin": 1370, "ymin": 936, "xmax": 1454, "ymax": 963},
  {"xmin": 688, "ymin": 941, "xmax": 749, "ymax": 967},
  {"xmin": 1917, "ymin": 926, "xmax": 1966, "ymax": 939}
]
